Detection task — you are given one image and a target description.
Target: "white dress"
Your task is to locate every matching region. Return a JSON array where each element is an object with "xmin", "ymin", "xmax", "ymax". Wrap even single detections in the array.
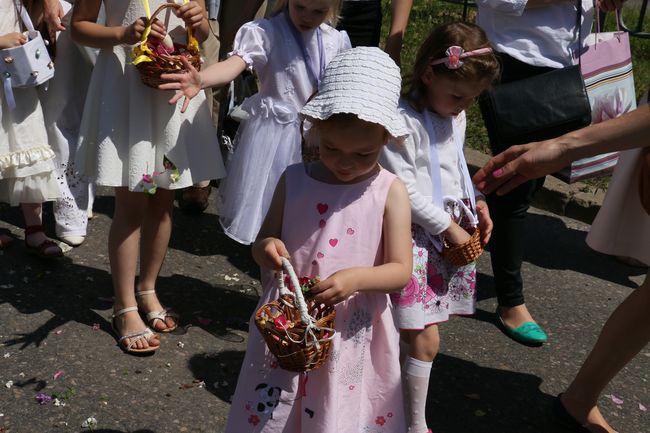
[
  {"xmin": 39, "ymin": 0, "xmax": 95, "ymax": 237},
  {"xmin": 218, "ymin": 12, "xmax": 351, "ymax": 245},
  {"xmin": 0, "ymin": 0, "xmax": 60, "ymax": 205},
  {"xmin": 75, "ymin": 0, "xmax": 225, "ymax": 192}
]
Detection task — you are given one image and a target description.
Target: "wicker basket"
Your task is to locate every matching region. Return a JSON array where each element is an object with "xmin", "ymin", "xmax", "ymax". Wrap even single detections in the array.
[
  {"xmin": 131, "ymin": 3, "xmax": 201, "ymax": 89},
  {"xmin": 442, "ymin": 226, "xmax": 483, "ymax": 267},
  {"xmin": 254, "ymin": 258, "xmax": 336, "ymax": 372}
]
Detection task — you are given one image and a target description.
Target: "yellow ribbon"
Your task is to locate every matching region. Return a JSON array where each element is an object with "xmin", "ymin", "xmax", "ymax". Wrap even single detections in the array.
[{"xmin": 131, "ymin": 0, "xmax": 198, "ymax": 66}]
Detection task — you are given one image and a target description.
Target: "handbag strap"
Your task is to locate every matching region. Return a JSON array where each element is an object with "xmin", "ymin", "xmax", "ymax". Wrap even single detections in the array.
[{"xmin": 13, "ymin": 0, "xmax": 36, "ymax": 33}]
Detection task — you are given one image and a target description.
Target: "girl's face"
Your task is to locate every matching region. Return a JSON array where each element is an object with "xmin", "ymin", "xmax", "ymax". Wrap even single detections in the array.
[
  {"xmin": 288, "ymin": 0, "xmax": 332, "ymax": 32},
  {"xmin": 317, "ymin": 118, "xmax": 388, "ymax": 184},
  {"xmin": 422, "ymin": 70, "xmax": 491, "ymax": 118}
]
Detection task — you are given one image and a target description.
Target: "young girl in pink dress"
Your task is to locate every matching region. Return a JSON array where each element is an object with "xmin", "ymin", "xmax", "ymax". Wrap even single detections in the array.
[
  {"xmin": 380, "ymin": 23, "xmax": 499, "ymax": 433},
  {"xmin": 224, "ymin": 47, "xmax": 413, "ymax": 433}
]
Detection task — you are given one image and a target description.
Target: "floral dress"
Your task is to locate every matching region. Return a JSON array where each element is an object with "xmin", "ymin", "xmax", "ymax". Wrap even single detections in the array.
[
  {"xmin": 225, "ymin": 163, "xmax": 406, "ymax": 433},
  {"xmin": 385, "ymin": 107, "xmax": 478, "ymax": 329}
]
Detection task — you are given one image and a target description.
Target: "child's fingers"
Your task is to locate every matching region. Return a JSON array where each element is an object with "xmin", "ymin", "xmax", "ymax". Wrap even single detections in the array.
[
  {"xmin": 167, "ymin": 91, "xmax": 184, "ymax": 106},
  {"xmin": 180, "ymin": 97, "xmax": 190, "ymax": 113},
  {"xmin": 158, "ymin": 78, "xmax": 183, "ymax": 90}
]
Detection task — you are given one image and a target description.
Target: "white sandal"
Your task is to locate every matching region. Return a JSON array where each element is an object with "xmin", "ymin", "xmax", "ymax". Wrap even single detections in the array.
[
  {"xmin": 111, "ymin": 307, "xmax": 159, "ymax": 354},
  {"xmin": 135, "ymin": 290, "xmax": 179, "ymax": 333}
]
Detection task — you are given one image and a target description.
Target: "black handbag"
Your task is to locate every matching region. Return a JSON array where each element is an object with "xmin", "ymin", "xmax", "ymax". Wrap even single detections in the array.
[
  {"xmin": 479, "ymin": 65, "xmax": 592, "ymax": 152},
  {"xmin": 478, "ymin": 0, "xmax": 592, "ymax": 153}
]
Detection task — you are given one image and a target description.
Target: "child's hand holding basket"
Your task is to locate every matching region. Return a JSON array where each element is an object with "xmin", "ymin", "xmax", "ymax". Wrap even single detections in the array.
[
  {"xmin": 255, "ymin": 258, "xmax": 336, "ymax": 373},
  {"xmin": 131, "ymin": 0, "xmax": 201, "ymax": 89}
]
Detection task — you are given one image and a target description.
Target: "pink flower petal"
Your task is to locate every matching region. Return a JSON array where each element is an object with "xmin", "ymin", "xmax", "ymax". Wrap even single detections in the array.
[
  {"xmin": 53, "ymin": 370, "xmax": 64, "ymax": 380},
  {"xmin": 639, "ymin": 403, "xmax": 647, "ymax": 412},
  {"xmin": 197, "ymin": 317, "xmax": 212, "ymax": 326},
  {"xmin": 92, "ymin": 323, "xmax": 100, "ymax": 330},
  {"xmin": 54, "ymin": 330, "xmax": 63, "ymax": 335},
  {"xmin": 611, "ymin": 394, "xmax": 624, "ymax": 405}
]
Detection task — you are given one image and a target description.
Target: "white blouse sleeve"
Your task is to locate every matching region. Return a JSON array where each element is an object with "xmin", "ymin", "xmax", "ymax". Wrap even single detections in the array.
[
  {"xmin": 476, "ymin": 0, "xmax": 528, "ymax": 16},
  {"xmin": 337, "ymin": 30, "xmax": 352, "ymax": 52},
  {"xmin": 228, "ymin": 20, "xmax": 272, "ymax": 72},
  {"xmin": 381, "ymin": 110, "xmax": 452, "ymax": 236}
]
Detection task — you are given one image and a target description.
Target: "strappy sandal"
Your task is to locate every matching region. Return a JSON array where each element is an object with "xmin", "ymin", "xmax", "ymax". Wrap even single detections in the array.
[
  {"xmin": 24, "ymin": 225, "xmax": 63, "ymax": 258},
  {"xmin": 0, "ymin": 228, "xmax": 15, "ymax": 250},
  {"xmin": 111, "ymin": 306, "xmax": 160, "ymax": 354},
  {"xmin": 135, "ymin": 290, "xmax": 179, "ymax": 333}
]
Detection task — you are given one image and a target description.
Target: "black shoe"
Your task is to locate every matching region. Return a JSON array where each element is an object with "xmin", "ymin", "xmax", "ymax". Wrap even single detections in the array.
[
  {"xmin": 553, "ymin": 394, "xmax": 591, "ymax": 432},
  {"xmin": 178, "ymin": 185, "xmax": 211, "ymax": 215}
]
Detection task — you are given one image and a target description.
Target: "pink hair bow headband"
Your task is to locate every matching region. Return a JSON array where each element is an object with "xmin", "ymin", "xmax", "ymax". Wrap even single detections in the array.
[{"xmin": 430, "ymin": 46, "xmax": 493, "ymax": 70}]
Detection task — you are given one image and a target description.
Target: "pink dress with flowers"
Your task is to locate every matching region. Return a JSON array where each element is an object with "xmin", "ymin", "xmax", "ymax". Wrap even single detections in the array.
[{"xmin": 224, "ymin": 163, "xmax": 406, "ymax": 433}]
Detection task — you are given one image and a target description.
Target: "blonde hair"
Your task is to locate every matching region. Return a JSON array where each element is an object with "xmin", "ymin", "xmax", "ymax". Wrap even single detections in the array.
[{"xmin": 273, "ymin": 0, "xmax": 342, "ymax": 27}]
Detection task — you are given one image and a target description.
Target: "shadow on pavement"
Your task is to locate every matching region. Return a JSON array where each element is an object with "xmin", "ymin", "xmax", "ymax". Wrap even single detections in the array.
[
  {"xmin": 188, "ymin": 350, "xmax": 246, "ymax": 405},
  {"xmin": 429, "ymin": 353, "xmax": 556, "ymax": 433},
  {"xmin": 186, "ymin": 349, "xmax": 557, "ymax": 433}
]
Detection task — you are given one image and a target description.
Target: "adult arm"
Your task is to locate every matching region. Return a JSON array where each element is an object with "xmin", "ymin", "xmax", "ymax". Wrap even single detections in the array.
[
  {"xmin": 472, "ymin": 104, "xmax": 650, "ymax": 195},
  {"xmin": 475, "ymin": 0, "xmax": 574, "ymax": 15},
  {"xmin": 384, "ymin": 0, "xmax": 413, "ymax": 65}
]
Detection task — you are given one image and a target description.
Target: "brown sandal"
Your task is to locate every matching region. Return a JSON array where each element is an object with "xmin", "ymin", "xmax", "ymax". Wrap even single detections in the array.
[
  {"xmin": 24, "ymin": 225, "xmax": 63, "ymax": 258},
  {"xmin": 0, "ymin": 228, "xmax": 15, "ymax": 250}
]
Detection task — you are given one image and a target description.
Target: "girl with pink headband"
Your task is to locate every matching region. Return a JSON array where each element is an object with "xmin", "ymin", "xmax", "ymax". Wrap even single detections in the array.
[{"xmin": 380, "ymin": 22, "xmax": 500, "ymax": 433}]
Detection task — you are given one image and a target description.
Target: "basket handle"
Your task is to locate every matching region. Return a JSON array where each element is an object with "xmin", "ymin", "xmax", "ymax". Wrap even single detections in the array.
[
  {"xmin": 277, "ymin": 257, "xmax": 335, "ymax": 352},
  {"xmin": 139, "ymin": 0, "xmax": 198, "ymax": 50},
  {"xmin": 278, "ymin": 257, "xmax": 312, "ymax": 326}
]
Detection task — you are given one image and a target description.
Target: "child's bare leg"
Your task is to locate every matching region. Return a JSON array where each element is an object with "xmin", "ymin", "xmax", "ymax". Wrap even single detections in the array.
[
  {"xmin": 110, "ymin": 188, "xmax": 158, "ymax": 350},
  {"xmin": 403, "ymin": 325, "xmax": 439, "ymax": 433},
  {"xmin": 137, "ymin": 188, "xmax": 176, "ymax": 331},
  {"xmin": 21, "ymin": 203, "xmax": 60, "ymax": 254},
  {"xmin": 562, "ymin": 271, "xmax": 650, "ymax": 433}
]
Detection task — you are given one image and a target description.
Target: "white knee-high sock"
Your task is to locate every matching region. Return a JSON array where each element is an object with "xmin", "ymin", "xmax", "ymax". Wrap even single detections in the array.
[{"xmin": 404, "ymin": 356, "xmax": 433, "ymax": 433}]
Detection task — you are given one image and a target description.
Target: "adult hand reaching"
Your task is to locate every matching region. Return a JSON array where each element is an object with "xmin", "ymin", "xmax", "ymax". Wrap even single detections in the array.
[
  {"xmin": 472, "ymin": 140, "xmax": 570, "ymax": 195},
  {"xmin": 473, "ymin": 104, "xmax": 650, "ymax": 196}
]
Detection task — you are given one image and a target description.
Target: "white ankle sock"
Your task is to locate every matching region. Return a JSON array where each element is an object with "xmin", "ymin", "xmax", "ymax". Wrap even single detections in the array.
[{"xmin": 403, "ymin": 356, "xmax": 433, "ymax": 433}]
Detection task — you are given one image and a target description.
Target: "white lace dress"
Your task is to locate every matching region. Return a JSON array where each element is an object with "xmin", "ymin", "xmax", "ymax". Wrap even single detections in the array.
[
  {"xmin": 75, "ymin": 0, "xmax": 225, "ymax": 192},
  {"xmin": 0, "ymin": 0, "xmax": 60, "ymax": 205},
  {"xmin": 218, "ymin": 13, "xmax": 351, "ymax": 245},
  {"xmin": 39, "ymin": 0, "xmax": 95, "ymax": 237}
]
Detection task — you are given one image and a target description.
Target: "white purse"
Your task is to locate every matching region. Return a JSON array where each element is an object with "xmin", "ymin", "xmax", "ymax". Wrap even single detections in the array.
[{"xmin": 1, "ymin": 0, "xmax": 55, "ymax": 109}]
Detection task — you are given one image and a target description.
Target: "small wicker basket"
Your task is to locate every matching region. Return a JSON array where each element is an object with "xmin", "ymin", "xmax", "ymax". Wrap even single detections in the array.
[
  {"xmin": 254, "ymin": 258, "xmax": 336, "ymax": 373},
  {"xmin": 131, "ymin": 2, "xmax": 201, "ymax": 89},
  {"xmin": 442, "ymin": 226, "xmax": 483, "ymax": 267}
]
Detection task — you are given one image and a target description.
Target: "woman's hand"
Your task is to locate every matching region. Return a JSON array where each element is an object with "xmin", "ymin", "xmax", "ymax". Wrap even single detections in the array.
[
  {"xmin": 472, "ymin": 140, "xmax": 569, "ymax": 195},
  {"xmin": 443, "ymin": 221, "xmax": 471, "ymax": 246},
  {"xmin": 175, "ymin": 1, "xmax": 206, "ymax": 31},
  {"xmin": 0, "ymin": 32, "xmax": 26, "ymax": 49},
  {"xmin": 475, "ymin": 200, "xmax": 493, "ymax": 246},
  {"xmin": 311, "ymin": 269, "xmax": 359, "ymax": 305},
  {"xmin": 121, "ymin": 17, "xmax": 167, "ymax": 45},
  {"xmin": 159, "ymin": 56, "xmax": 203, "ymax": 112},
  {"xmin": 252, "ymin": 238, "xmax": 290, "ymax": 271},
  {"xmin": 43, "ymin": 0, "xmax": 66, "ymax": 40}
]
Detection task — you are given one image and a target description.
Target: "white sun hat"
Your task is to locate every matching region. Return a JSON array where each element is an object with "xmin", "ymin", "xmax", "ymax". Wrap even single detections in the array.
[{"xmin": 300, "ymin": 47, "xmax": 408, "ymax": 140}]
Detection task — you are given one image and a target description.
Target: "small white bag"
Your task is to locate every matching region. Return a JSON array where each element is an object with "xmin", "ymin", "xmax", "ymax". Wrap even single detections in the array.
[{"xmin": 1, "ymin": 0, "xmax": 55, "ymax": 109}]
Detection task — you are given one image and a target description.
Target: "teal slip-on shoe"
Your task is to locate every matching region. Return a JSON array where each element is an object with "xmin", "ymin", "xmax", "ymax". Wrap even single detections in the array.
[{"xmin": 496, "ymin": 308, "xmax": 548, "ymax": 345}]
